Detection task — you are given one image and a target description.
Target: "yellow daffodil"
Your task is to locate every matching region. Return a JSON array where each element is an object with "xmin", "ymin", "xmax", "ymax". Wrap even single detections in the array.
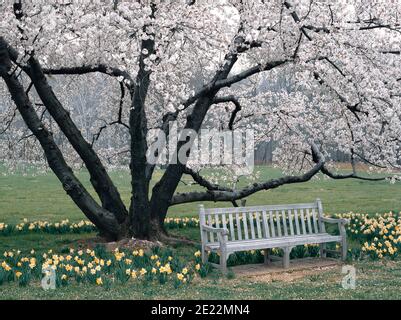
[{"xmin": 96, "ymin": 277, "xmax": 103, "ymax": 285}]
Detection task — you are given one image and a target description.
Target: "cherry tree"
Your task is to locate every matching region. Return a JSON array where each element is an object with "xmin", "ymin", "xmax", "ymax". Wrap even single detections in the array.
[{"xmin": 1, "ymin": 0, "xmax": 401, "ymax": 241}]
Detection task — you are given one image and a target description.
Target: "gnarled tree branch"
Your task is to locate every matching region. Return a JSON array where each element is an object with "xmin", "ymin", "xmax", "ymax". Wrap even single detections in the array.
[
  {"xmin": 0, "ymin": 40, "xmax": 122, "ymax": 239},
  {"xmin": 171, "ymin": 144, "xmax": 325, "ymax": 205},
  {"xmin": 213, "ymin": 95, "xmax": 242, "ymax": 130},
  {"xmin": 182, "ymin": 166, "xmax": 233, "ymax": 192}
]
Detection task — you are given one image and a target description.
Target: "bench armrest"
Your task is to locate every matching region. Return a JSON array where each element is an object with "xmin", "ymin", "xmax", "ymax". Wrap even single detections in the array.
[
  {"xmin": 201, "ymin": 224, "xmax": 229, "ymax": 236},
  {"xmin": 321, "ymin": 217, "xmax": 350, "ymax": 225}
]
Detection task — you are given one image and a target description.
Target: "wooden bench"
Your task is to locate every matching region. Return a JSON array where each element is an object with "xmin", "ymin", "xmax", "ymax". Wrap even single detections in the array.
[{"xmin": 199, "ymin": 199, "xmax": 349, "ymax": 272}]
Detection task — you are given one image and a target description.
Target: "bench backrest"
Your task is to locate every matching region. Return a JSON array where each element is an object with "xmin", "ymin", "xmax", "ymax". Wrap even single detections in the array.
[{"xmin": 199, "ymin": 199, "xmax": 325, "ymax": 244}]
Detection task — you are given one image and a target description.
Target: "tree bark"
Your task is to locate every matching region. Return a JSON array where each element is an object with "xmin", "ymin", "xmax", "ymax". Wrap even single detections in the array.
[
  {"xmin": 26, "ymin": 57, "xmax": 128, "ymax": 223},
  {"xmin": 129, "ymin": 19, "xmax": 156, "ymax": 239},
  {"xmin": 0, "ymin": 42, "xmax": 123, "ymax": 240}
]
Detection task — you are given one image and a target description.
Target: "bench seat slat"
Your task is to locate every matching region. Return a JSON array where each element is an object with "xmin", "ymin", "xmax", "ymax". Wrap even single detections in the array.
[
  {"xmin": 269, "ymin": 210, "xmax": 275, "ymax": 237},
  {"xmin": 288, "ymin": 209, "xmax": 295, "ymax": 236},
  {"xmin": 205, "ymin": 234, "xmax": 342, "ymax": 251},
  {"xmin": 221, "ymin": 213, "xmax": 228, "ymax": 237},
  {"xmin": 208, "ymin": 214, "xmax": 214, "ymax": 243},
  {"xmin": 312, "ymin": 208, "xmax": 319, "ymax": 233},
  {"xmin": 236, "ymin": 211, "xmax": 242, "ymax": 241},
  {"xmin": 249, "ymin": 212, "xmax": 256, "ymax": 239},
  {"xmin": 275, "ymin": 210, "xmax": 282, "ymax": 237},
  {"xmin": 255, "ymin": 212, "xmax": 262, "ymax": 239},
  {"xmin": 306, "ymin": 208, "xmax": 313, "ymax": 234},
  {"xmin": 215, "ymin": 212, "xmax": 220, "ymax": 229},
  {"xmin": 282, "ymin": 210, "xmax": 288, "ymax": 237},
  {"xmin": 203, "ymin": 203, "xmax": 319, "ymax": 214},
  {"xmin": 262, "ymin": 210, "xmax": 270, "ymax": 238},
  {"xmin": 294, "ymin": 209, "xmax": 301, "ymax": 235},
  {"xmin": 242, "ymin": 212, "xmax": 249, "ymax": 240},
  {"xmin": 300, "ymin": 209, "xmax": 307, "ymax": 235},
  {"xmin": 228, "ymin": 213, "xmax": 235, "ymax": 241}
]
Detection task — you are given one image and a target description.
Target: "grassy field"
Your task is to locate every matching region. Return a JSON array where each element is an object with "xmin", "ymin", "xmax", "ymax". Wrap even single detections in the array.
[
  {"xmin": 1, "ymin": 258, "xmax": 401, "ymax": 300},
  {"xmin": 1, "ymin": 166, "xmax": 401, "ymax": 223},
  {"xmin": 1, "ymin": 229, "xmax": 401, "ymax": 299},
  {"xmin": 1, "ymin": 165, "xmax": 401, "ymax": 299}
]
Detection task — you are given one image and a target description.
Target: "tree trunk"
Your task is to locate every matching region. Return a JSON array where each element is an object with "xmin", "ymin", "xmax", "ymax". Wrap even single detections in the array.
[
  {"xmin": 128, "ymin": 13, "xmax": 156, "ymax": 240},
  {"xmin": 27, "ymin": 57, "xmax": 128, "ymax": 223},
  {"xmin": 0, "ymin": 42, "xmax": 123, "ymax": 241},
  {"xmin": 149, "ymin": 54, "xmax": 239, "ymax": 225},
  {"xmin": 0, "ymin": 29, "xmax": 252, "ymax": 243}
]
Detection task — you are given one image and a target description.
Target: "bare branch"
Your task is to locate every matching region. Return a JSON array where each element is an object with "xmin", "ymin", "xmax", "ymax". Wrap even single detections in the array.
[
  {"xmin": 182, "ymin": 59, "xmax": 289, "ymax": 109},
  {"xmin": 182, "ymin": 166, "xmax": 233, "ymax": 192},
  {"xmin": 42, "ymin": 65, "xmax": 134, "ymax": 91},
  {"xmin": 171, "ymin": 144, "xmax": 325, "ymax": 205},
  {"xmin": 212, "ymin": 95, "xmax": 242, "ymax": 130},
  {"xmin": 320, "ymin": 164, "xmax": 390, "ymax": 181}
]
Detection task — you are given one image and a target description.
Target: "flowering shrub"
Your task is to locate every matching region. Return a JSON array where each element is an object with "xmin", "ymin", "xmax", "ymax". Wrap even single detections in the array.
[{"xmin": 0, "ymin": 247, "xmax": 208, "ymax": 289}]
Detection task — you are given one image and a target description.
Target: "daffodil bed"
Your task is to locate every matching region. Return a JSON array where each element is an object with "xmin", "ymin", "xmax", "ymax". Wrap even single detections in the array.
[
  {"xmin": 0, "ymin": 213, "xmax": 401, "ymax": 298},
  {"xmin": 0, "ymin": 246, "xmax": 210, "ymax": 289},
  {"xmin": 2, "ymin": 212, "xmax": 401, "ymax": 262},
  {"xmin": 2, "ymin": 211, "xmax": 401, "ymax": 292},
  {"xmin": 0, "ymin": 217, "xmax": 199, "ymax": 235},
  {"xmin": 337, "ymin": 212, "xmax": 401, "ymax": 260}
]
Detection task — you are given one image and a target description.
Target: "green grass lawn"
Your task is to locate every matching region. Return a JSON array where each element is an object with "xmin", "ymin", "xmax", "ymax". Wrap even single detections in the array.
[
  {"xmin": 1, "ymin": 165, "xmax": 401, "ymax": 299},
  {"xmin": 1, "ymin": 165, "xmax": 400, "ymax": 223},
  {"xmin": 1, "ymin": 258, "xmax": 401, "ymax": 300},
  {"xmin": 1, "ymin": 229, "xmax": 401, "ymax": 300}
]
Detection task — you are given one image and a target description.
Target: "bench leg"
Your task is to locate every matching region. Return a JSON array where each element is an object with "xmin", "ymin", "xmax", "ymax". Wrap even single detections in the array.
[
  {"xmin": 263, "ymin": 249, "xmax": 271, "ymax": 265},
  {"xmin": 219, "ymin": 251, "xmax": 227, "ymax": 274},
  {"xmin": 201, "ymin": 246, "xmax": 207, "ymax": 264},
  {"xmin": 320, "ymin": 243, "xmax": 326, "ymax": 258},
  {"xmin": 340, "ymin": 223, "xmax": 348, "ymax": 261},
  {"xmin": 283, "ymin": 247, "xmax": 292, "ymax": 269},
  {"xmin": 341, "ymin": 239, "xmax": 347, "ymax": 261}
]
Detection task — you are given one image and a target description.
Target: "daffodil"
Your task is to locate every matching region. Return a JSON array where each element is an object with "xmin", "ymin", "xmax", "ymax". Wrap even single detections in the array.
[{"xmin": 96, "ymin": 277, "xmax": 103, "ymax": 285}]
